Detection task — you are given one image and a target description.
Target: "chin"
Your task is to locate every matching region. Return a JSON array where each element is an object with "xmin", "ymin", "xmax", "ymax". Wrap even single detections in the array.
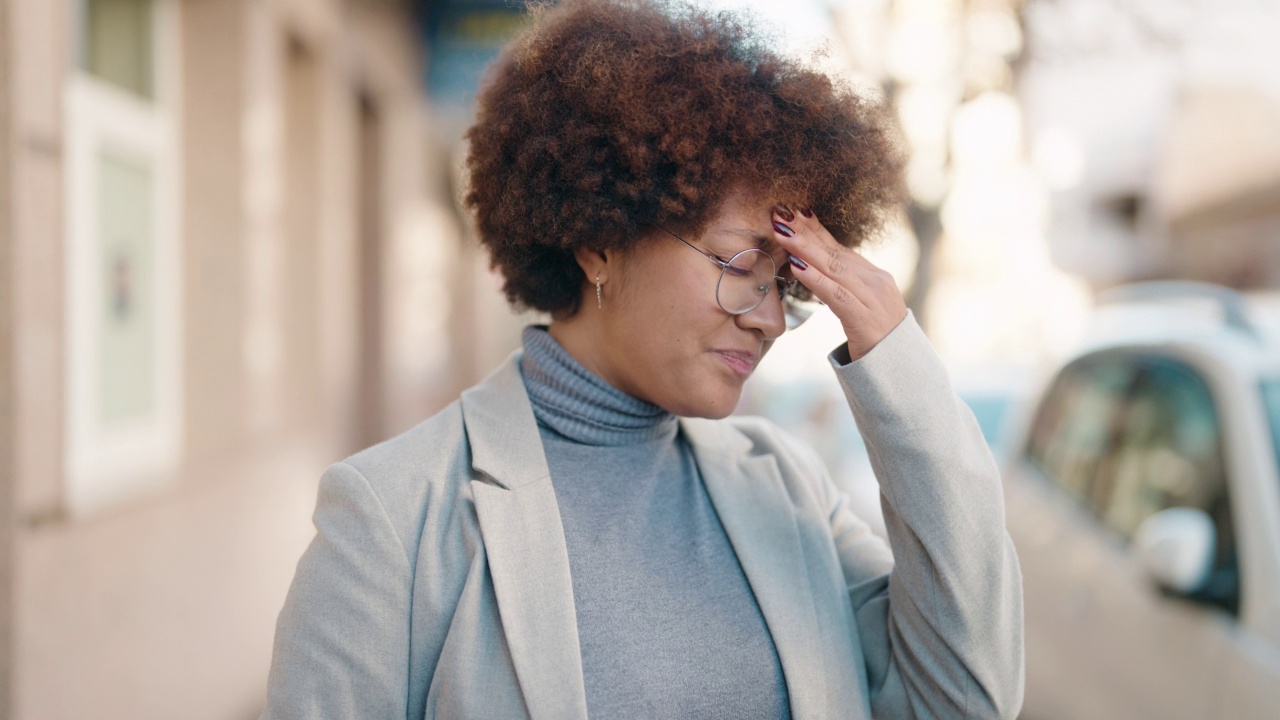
[
  {"xmin": 696, "ymin": 406, "xmax": 737, "ymax": 421},
  {"xmin": 668, "ymin": 386, "xmax": 742, "ymax": 420}
]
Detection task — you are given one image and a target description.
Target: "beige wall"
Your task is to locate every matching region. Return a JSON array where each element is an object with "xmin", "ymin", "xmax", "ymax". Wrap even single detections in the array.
[
  {"xmin": 1, "ymin": 0, "xmax": 14, "ymax": 711},
  {"xmin": 5, "ymin": 0, "xmax": 465, "ymax": 717},
  {"xmin": 10, "ymin": 0, "xmax": 67, "ymax": 533}
]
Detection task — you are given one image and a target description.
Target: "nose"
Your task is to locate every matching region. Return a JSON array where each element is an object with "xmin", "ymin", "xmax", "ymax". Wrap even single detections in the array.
[{"xmin": 736, "ymin": 286, "xmax": 786, "ymax": 341}]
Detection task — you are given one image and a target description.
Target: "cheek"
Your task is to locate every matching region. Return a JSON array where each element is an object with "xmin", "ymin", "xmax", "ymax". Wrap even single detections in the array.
[
  {"xmin": 653, "ymin": 283, "xmax": 724, "ymax": 360},
  {"xmin": 612, "ymin": 257, "xmax": 736, "ymax": 391},
  {"xmin": 622, "ymin": 265, "xmax": 714, "ymax": 334}
]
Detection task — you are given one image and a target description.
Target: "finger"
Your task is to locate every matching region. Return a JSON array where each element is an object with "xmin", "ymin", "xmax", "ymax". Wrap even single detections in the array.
[
  {"xmin": 772, "ymin": 213, "xmax": 882, "ymax": 307},
  {"xmin": 786, "ymin": 253, "xmax": 870, "ymax": 320},
  {"xmin": 792, "ymin": 207, "xmax": 883, "ymax": 267},
  {"xmin": 771, "ymin": 209, "xmax": 881, "ymax": 283}
]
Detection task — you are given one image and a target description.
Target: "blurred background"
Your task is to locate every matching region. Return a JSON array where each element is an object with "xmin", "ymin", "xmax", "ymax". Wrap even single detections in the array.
[{"xmin": 1, "ymin": 0, "xmax": 1279, "ymax": 718}]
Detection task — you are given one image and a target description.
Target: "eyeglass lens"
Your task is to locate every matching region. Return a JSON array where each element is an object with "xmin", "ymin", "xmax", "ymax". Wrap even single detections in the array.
[
  {"xmin": 716, "ymin": 248, "xmax": 823, "ymax": 329},
  {"xmin": 715, "ymin": 249, "xmax": 773, "ymax": 313}
]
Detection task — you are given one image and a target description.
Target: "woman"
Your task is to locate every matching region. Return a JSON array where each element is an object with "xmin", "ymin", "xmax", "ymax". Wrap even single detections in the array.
[{"xmin": 262, "ymin": 0, "xmax": 1024, "ymax": 718}]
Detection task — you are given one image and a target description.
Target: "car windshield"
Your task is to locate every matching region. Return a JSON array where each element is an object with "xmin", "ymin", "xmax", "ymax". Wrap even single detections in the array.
[{"xmin": 1265, "ymin": 380, "xmax": 1280, "ymax": 480}]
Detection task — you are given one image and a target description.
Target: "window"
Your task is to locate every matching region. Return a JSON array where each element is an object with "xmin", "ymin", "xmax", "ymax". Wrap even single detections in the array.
[
  {"xmin": 65, "ymin": 0, "xmax": 181, "ymax": 515},
  {"xmin": 82, "ymin": 0, "xmax": 156, "ymax": 98},
  {"xmin": 1029, "ymin": 352, "xmax": 1241, "ymax": 614},
  {"xmin": 1024, "ymin": 353, "xmax": 1140, "ymax": 502},
  {"xmin": 1093, "ymin": 360, "xmax": 1226, "ymax": 538},
  {"xmin": 1092, "ymin": 358, "xmax": 1239, "ymax": 613}
]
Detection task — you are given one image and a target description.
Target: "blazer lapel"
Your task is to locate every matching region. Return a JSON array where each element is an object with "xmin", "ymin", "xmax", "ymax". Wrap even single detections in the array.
[
  {"xmin": 462, "ymin": 354, "xmax": 589, "ymax": 720},
  {"xmin": 681, "ymin": 417, "xmax": 830, "ymax": 719}
]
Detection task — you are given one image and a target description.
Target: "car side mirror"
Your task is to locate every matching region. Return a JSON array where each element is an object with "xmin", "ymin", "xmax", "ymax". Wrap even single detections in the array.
[{"xmin": 1132, "ymin": 507, "xmax": 1216, "ymax": 595}]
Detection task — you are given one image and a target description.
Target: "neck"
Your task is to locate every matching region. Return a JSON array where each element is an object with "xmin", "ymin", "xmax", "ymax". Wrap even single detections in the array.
[
  {"xmin": 548, "ymin": 309, "xmax": 632, "ymax": 400},
  {"xmin": 520, "ymin": 325, "xmax": 675, "ymax": 446}
]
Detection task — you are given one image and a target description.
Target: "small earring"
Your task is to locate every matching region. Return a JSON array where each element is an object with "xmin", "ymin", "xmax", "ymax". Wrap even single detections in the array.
[{"xmin": 595, "ymin": 274, "xmax": 603, "ymax": 310}]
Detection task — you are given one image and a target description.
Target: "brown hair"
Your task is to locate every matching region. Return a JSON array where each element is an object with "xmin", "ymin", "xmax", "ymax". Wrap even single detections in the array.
[{"xmin": 464, "ymin": 0, "xmax": 904, "ymax": 317}]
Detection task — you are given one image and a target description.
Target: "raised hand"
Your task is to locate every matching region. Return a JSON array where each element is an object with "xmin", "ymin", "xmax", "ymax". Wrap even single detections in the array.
[{"xmin": 771, "ymin": 204, "xmax": 908, "ymax": 361}]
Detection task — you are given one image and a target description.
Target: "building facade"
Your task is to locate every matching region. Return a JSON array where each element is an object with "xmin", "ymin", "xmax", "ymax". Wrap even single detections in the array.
[{"xmin": 0, "ymin": 0, "xmax": 484, "ymax": 717}]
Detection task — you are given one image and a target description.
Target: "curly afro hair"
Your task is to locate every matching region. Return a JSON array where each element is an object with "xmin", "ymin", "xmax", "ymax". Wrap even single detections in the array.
[{"xmin": 464, "ymin": 0, "xmax": 905, "ymax": 317}]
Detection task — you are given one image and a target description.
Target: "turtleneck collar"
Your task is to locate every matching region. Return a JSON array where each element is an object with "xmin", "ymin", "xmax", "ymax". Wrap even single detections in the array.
[{"xmin": 519, "ymin": 326, "xmax": 678, "ymax": 446}]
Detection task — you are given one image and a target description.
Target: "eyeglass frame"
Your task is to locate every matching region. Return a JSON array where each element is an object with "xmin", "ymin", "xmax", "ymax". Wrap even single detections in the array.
[{"xmin": 655, "ymin": 225, "xmax": 818, "ymax": 329}]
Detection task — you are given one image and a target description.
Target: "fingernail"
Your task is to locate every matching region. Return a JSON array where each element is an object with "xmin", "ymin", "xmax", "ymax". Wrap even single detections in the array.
[
  {"xmin": 798, "ymin": 205, "xmax": 813, "ymax": 218},
  {"xmin": 772, "ymin": 204, "xmax": 795, "ymax": 222},
  {"xmin": 789, "ymin": 255, "xmax": 808, "ymax": 270},
  {"xmin": 773, "ymin": 220, "xmax": 794, "ymax": 237}
]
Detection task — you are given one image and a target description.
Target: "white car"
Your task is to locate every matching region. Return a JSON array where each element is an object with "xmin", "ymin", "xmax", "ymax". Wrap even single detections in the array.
[{"xmin": 1001, "ymin": 282, "xmax": 1280, "ymax": 720}]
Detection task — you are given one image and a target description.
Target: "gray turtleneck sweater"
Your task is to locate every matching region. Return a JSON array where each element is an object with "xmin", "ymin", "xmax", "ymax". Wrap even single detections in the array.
[{"xmin": 519, "ymin": 327, "xmax": 790, "ymax": 720}]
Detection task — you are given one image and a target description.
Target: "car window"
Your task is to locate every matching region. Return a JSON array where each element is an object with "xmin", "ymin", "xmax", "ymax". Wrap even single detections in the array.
[
  {"xmin": 1024, "ymin": 353, "xmax": 1140, "ymax": 502},
  {"xmin": 1094, "ymin": 359, "xmax": 1226, "ymax": 535},
  {"xmin": 1093, "ymin": 357, "xmax": 1240, "ymax": 614}
]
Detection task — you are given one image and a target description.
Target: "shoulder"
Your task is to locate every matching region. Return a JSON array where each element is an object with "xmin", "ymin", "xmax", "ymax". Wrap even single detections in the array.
[
  {"xmin": 321, "ymin": 349, "xmax": 530, "ymax": 560},
  {"xmin": 323, "ymin": 398, "xmax": 474, "ymax": 566},
  {"xmin": 343, "ymin": 399, "xmax": 468, "ymax": 497}
]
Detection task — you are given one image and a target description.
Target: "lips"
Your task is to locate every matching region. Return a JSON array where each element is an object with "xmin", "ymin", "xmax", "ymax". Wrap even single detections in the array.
[{"xmin": 713, "ymin": 349, "xmax": 758, "ymax": 377}]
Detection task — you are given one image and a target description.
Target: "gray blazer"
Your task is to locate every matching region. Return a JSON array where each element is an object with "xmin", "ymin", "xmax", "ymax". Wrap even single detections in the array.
[{"xmin": 262, "ymin": 314, "xmax": 1024, "ymax": 719}]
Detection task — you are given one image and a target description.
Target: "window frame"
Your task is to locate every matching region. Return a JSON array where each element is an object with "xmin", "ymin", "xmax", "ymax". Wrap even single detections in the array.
[{"xmin": 63, "ymin": 0, "xmax": 183, "ymax": 515}]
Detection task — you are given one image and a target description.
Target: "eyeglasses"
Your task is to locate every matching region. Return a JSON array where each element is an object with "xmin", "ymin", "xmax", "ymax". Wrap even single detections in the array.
[{"xmin": 657, "ymin": 226, "xmax": 822, "ymax": 330}]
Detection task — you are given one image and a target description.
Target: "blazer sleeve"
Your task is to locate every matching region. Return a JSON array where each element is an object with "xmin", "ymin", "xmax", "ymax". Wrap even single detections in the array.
[
  {"xmin": 826, "ymin": 311, "xmax": 1025, "ymax": 720},
  {"xmin": 261, "ymin": 461, "xmax": 412, "ymax": 720}
]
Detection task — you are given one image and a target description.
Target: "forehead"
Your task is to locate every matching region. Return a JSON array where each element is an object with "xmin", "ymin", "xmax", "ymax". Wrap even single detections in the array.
[
  {"xmin": 701, "ymin": 191, "xmax": 782, "ymax": 253},
  {"xmin": 704, "ymin": 225, "xmax": 777, "ymax": 254}
]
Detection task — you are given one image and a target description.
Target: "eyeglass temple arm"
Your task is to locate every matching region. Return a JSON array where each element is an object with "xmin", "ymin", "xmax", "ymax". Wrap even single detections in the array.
[{"xmin": 656, "ymin": 225, "xmax": 727, "ymax": 269}]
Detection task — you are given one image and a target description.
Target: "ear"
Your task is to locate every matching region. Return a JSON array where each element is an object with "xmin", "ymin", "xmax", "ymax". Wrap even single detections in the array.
[{"xmin": 572, "ymin": 246, "xmax": 613, "ymax": 285}]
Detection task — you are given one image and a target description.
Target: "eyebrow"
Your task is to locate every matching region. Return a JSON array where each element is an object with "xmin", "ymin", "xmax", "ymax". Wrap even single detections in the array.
[{"xmin": 714, "ymin": 227, "xmax": 777, "ymax": 252}]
